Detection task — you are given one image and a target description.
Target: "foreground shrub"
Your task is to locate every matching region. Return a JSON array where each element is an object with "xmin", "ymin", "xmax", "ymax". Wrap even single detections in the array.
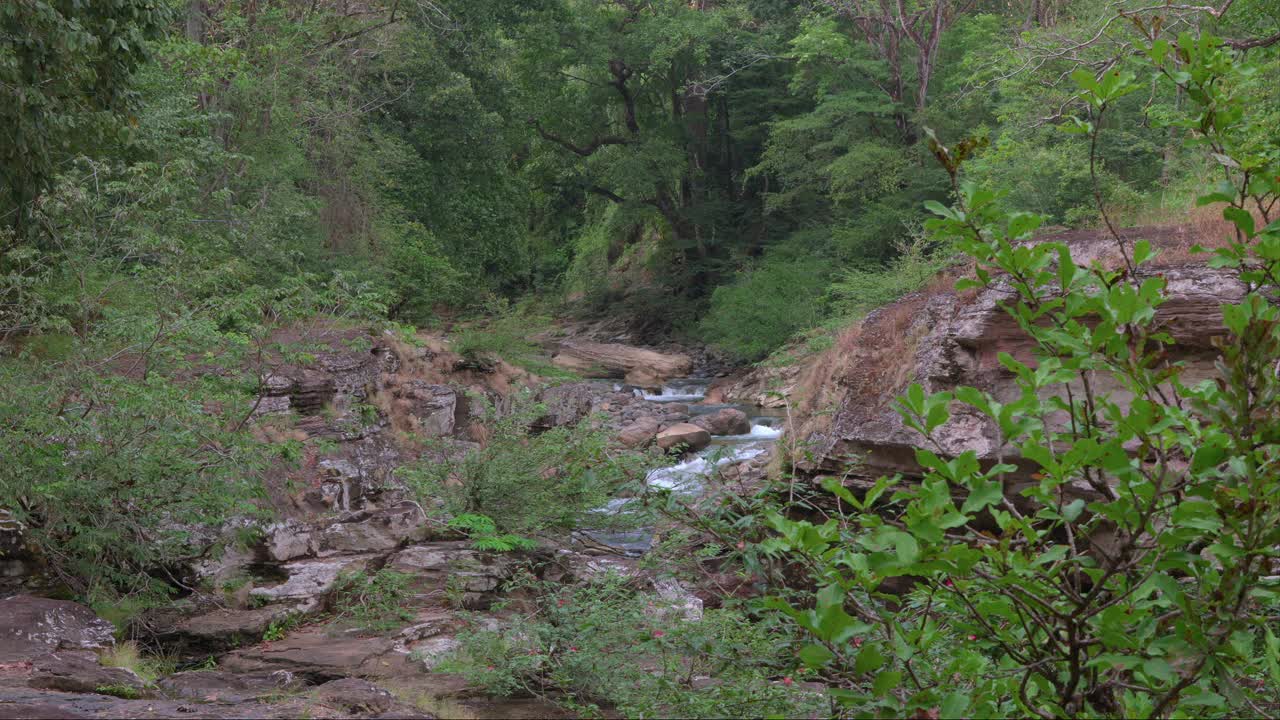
[
  {"xmin": 442, "ymin": 573, "xmax": 823, "ymax": 718},
  {"xmin": 399, "ymin": 392, "xmax": 650, "ymax": 536},
  {"xmin": 766, "ymin": 33, "xmax": 1280, "ymax": 718}
]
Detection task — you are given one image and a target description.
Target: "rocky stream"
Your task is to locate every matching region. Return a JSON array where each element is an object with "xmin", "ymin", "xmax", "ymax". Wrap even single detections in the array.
[{"xmin": 1, "ymin": 330, "xmax": 781, "ymax": 719}]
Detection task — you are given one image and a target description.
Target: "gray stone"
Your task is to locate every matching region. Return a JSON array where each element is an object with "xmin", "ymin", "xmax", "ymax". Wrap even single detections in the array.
[{"xmin": 0, "ymin": 596, "xmax": 116, "ymax": 663}]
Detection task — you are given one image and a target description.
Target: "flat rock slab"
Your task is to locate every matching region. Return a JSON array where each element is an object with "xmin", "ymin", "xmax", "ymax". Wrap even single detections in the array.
[
  {"xmin": 551, "ymin": 341, "xmax": 692, "ymax": 386},
  {"xmin": 219, "ymin": 629, "xmax": 421, "ymax": 682},
  {"xmin": 168, "ymin": 606, "xmax": 300, "ymax": 651}
]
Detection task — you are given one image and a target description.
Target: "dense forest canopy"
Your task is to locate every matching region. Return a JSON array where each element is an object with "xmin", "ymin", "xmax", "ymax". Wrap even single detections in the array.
[{"xmin": 4, "ymin": 0, "xmax": 1276, "ymax": 357}]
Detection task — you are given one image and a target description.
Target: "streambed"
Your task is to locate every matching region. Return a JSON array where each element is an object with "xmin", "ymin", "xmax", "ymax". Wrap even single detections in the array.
[{"xmin": 584, "ymin": 378, "xmax": 784, "ymax": 554}]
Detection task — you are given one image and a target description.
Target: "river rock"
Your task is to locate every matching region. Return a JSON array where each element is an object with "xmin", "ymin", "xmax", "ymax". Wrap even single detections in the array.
[
  {"xmin": 616, "ymin": 417, "xmax": 661, "ymax": 448},
  {"xmin": 218, "ymin": 629, "xmax": 416, "ymax": 682},
  {"xmin": 551, "ymin": 342, "xmax": 693, "ymax": 386},
  {"xmin": 166, "ymin": 606, "xmax": 301, "ymax": 651},
  {"xmin": 691, "ymin": 408, "xmax": 751, "ymax": 436},
  {"xmin": 0, "ymin": 595, "xmax": 117, "ymax": 662},
  {"xmin": 656, "ymin": 424, "xmax": 711, "ymax": 452},
  {"xmin": 266, "ymin": 503, "xmax": 430, "ymax": 562}
]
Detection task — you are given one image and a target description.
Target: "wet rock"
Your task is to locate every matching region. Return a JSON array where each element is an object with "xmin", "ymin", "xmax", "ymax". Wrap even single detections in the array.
[
  {"xmin": 656, "ymin": 424, "xmax": 711, "ymax": 452},
  {"xmin": 616, "ymin": 417, "xmax": 660, "ymax": 448},
  {"xmin": 551, "ymin": 342, "xmax": 693, "ymax": 386},
  {"xmin": 691, "ymin": 408, "xmax": 751, "ymax": 436},
  {"xmin": 0, "ymin": 595, "xmax": 116, "ymax": 662}
]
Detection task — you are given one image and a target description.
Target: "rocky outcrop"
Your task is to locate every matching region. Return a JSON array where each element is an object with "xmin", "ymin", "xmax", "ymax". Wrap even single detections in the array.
[
  {"xmin": 386, "ymin": 542, "xmax": 527, "ymax": 609},
  {"xmin": 656, "ymin": 423, "xmax": 712, "ymax": 452},
  {"xmin": 691, "ymin": 408, "xmax": 751, "ymax": 436},
  {"xmin": 264, "ymin": 503, "xmax": 433, "ymax": 563},
  {"xmin": 551, "ymin": 341, "xmax": 693, "ymax": 386},
  {"xmin": 794, "ymin": 257, "xmax": 1244, "ymax": 490}
]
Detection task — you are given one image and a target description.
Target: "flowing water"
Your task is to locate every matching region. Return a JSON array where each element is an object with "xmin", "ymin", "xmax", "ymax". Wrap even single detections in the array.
[{"xmin": 584, "ymin": 379, "xmax": 785, "ymax": 555}]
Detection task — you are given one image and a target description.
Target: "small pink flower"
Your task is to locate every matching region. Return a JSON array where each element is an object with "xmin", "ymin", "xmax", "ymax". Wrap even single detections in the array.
[
  {"xmin": 782, "ymin": 676, "xmax": 794, "ymax": 686},
  {"xmin": 486, "ymin": 665, "xmax": 495, "ymax": 671},
  {"xmin": 967, "ymin": 635, "xmax": 977, "ymax": 641},
  {"xmin": 944, "ymin": 579, "xmax": 954, "ymax": 588},
  {"xmin": 652, "ymin": 630, "xmax": 665, "ymax": 639},
  {"xmin": 852, "ymin": 637, "xmax": 864, "ymax": 648},
  {"xmin": 569, "ymin": 646, "xmax": 578, "ymax": 652}
]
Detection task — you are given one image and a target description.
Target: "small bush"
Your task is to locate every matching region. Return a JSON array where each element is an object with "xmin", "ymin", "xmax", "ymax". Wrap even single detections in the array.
[
  {"xmin": 441, "ymin": 574, "xmax": 822, "ymax": 717},
  {"xmin": 399, "ymin": 392, "xmax": 650, "ymax": 536},
  {"xmin": 826, "ymin": 231, "xmax": 952, "ymax": 319},
  {"xmin": 330, "ymin": 569, "xmax": 415, "ymax": 633}
]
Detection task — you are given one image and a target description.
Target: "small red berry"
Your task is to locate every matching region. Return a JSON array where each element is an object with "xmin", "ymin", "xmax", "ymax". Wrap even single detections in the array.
[{"xmin": 783, "ymin": 676, "xmax": 794, "ymax": 686}]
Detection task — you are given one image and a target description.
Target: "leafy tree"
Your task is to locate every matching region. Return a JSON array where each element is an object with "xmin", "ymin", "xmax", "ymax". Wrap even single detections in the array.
[{"xmin": 0, "ymin": 0, "xmax": 169, "ymax": 233}]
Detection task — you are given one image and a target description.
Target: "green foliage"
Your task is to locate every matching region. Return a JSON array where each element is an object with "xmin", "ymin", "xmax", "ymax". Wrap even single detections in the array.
[
  {"xmin": 442, "ymin": 573, "xmax": 822, "ymax": 717},
  {"xmin": 400, "ymin": 392, "xmax": 649, "ymax": 536},
  {"xmin": 330, "ymin": 569, "xmax": 415, "ymax": 634},
  {"xmin": 262, "ymin": 614, "xmax": 302, "ymax": 643},
  {"xmin": 447, "ymin": 514, "xmax": 536, "ymax": 553},
  {"xmin": 699, "ymin": 254, "xmax": 830, "ymax": 362},
  {"xmin": 764, "ymin": 32, "xmax": 1280, "ymax": 717},
  {"xmin": 0, "ymin": 356, "xmax": 268, "ymax": 602},
  {"xmin": 99, "ymin": 641, "xmax": 173, "ymax": 684},
  {"xmin": 449, "ymin": 305, "xmax": 574, "ymax": 378},
  {"xmin": 94, "ymin": 683, "xmax": 145, "ymax": 700},
  {"xmin": 0, "ymin": 0, "xmax": 169, "ymax": 231},
  {"xmin": 827, "ymin": 233, "xmax": 953, "ymax": 319}
]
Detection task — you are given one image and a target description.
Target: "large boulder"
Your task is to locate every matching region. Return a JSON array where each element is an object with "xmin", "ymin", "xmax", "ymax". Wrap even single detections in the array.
[
  {"xmin": 27, "ymin": 652, "xmax": 152, "ymax": 698},
  {"xmin": 551, "ymin": 342, "xmax": 693, "ymax": 386},
  {"xmin": 656, "ymin": 424, "xmax": 711, "ymax": 452},
  {"xmin": 616, "ymin": 417, "xmax": 661, "ymax": 448},
  {"xmin": 0, "ymin": 595, "xmax": 116, "ymax": 663},
  {"xmin": 691, "ymin": 408, "xmax": 751, "ymax": 436}
]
